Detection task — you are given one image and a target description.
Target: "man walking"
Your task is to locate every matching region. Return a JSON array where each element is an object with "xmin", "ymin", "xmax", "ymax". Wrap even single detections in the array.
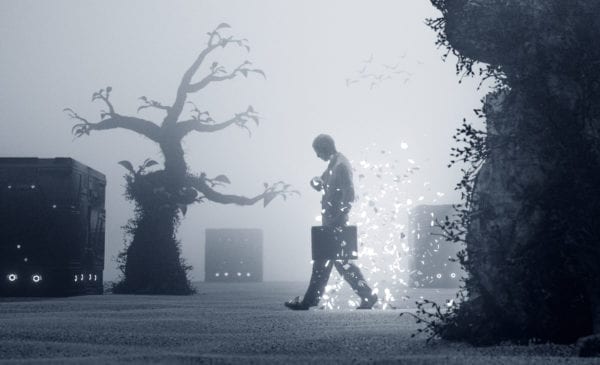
[{"xmin": 285, "ymin": 134, "xmax": 377, "ymax": 310}]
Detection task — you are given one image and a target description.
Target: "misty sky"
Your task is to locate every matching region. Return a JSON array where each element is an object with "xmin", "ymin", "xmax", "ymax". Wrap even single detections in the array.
[{"xmin": 0, "ymin": 1, "xmax": 489, "ymax": 281}]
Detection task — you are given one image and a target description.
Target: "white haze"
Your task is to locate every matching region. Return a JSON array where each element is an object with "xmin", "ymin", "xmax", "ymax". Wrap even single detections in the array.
[{"xmin": 0, "ymin": 1, "xmax": 489, "ymax": 281}]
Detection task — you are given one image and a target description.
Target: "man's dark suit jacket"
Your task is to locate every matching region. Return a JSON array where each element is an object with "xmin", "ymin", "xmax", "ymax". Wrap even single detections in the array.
[{"xmin": 319, "ymin": 152, "xmax": 355, "ymax": 227}]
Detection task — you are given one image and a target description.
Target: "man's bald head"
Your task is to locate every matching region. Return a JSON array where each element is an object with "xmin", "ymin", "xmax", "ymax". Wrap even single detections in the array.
[{"xmin": 312, "ymin": 134, "xmax": 337, "ymax": 160}]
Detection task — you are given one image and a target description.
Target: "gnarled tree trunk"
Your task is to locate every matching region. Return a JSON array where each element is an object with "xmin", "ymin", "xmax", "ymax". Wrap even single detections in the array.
[
  {"xmin": 67, "ymin": 24, "xmax": 297, "ymax": 295},
  {"xmin": 114, "ymin": 137, "xmax": 193, "ymax": 294}
]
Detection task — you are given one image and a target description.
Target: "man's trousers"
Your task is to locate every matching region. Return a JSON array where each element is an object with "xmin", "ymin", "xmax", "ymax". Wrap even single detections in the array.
[{"xmin": 302, "ymin": 259, "xmax": 373, "ymax": 306}]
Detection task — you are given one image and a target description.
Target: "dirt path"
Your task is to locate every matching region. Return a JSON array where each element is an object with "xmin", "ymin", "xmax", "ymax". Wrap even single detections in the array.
[{"xmin": 0, "ymin": 283, "xmax": 594, "ymax": 364}]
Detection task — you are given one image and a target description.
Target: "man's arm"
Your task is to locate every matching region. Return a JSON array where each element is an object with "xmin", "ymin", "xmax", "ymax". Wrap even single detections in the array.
[{"xmin": 335, "ymin": 163, "xmax": 355, "ymax": 214}]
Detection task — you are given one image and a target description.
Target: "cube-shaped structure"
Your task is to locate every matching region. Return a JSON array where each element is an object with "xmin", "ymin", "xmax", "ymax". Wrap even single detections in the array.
[
  {"xmin": 409, "ymin": 204, "xmax": 464, "ymax": 288},
  {"xmin": 205, "ymin": 229, "xmax": 263, "ymax": 282},
  {"xmin": 0, "ymin": 158, "xmax": 105, "ymax": 296}
]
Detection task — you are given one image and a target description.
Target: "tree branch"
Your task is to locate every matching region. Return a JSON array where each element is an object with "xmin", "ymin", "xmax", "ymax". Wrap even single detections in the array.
[
  {"xmin": 92, "ymin": 87, "xmax": 115, "ymax": 115},
  {"xmin": 188, "ymin": 173, "xmax": 263, "ymax": 205},
  {"xmin": 66, "ymin": 87, "xmax": 162, "ymax": 141},
  {"xmin": 187, "ymin": 174, "xmax": 299, "ymax": 207},
  {"xmin": 167, "ymin": 44, "xmax": 220, "ymax": 125},
  {"xmin": 187, "ymin": 61, "xmax": 266, "ymax": 93},
  {"xmin": 176, "ymin": 105, "xmax": 259, "ymax": 138},
  {"xmin": 138, "ymin": 96, "xmax": 171, "ymax": 113},
  {"xmin": 65, "ymin": 109, "xmax": 161, "ymax": 142},
  {"xmin": 165, "ymin": 24, "xmax": 260, "ymax": 126}
]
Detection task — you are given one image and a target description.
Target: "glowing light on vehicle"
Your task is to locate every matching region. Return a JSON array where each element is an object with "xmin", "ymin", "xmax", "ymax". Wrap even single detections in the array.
[
  {"xmin": 74, "ymin": 275, "xmax": 78, "ymax": 282},
  {"xmin": 32, "ymin": 274, "xmax": 42, "ymax": 283},
  {"xmin": 7, "ymin": 274, "xmax": 17, "ymax": 282},
  {"xmin": 94, "ymin": 274, "xmax": 97, "ymax": 281}
]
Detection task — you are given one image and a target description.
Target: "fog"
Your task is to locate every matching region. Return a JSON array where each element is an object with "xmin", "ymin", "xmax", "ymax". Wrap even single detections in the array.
[{"xmin": 0, "ymin": 1, "xmax": 488, "ymax": 281}]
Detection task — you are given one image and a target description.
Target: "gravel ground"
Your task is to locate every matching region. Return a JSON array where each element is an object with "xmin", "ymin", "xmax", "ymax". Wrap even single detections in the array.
[{"xmin": 0, "ymin": 282, "xmax": 596, "ymax": 364}]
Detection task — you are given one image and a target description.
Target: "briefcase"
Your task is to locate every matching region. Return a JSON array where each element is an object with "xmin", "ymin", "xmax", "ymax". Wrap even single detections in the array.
[{"xmin": 311, "ymin": 225, "xmax": 358, "ymax": 261}]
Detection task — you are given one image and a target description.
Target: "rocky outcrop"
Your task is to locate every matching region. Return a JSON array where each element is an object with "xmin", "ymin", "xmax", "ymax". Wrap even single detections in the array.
[{"xmin": 431, "ymin": 0, "xmax": 600, "ymax": 347}]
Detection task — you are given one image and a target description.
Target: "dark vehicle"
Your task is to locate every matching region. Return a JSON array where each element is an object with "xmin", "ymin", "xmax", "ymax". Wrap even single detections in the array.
[{"xmin": 0, "ymin": 158, "xmax": 105, "ymax": 296}]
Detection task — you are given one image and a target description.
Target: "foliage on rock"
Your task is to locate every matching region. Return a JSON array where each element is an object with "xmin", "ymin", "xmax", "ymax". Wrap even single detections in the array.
[{"xmin": 413, "ymin": 0, "xmax": 600, "ymax": 345}]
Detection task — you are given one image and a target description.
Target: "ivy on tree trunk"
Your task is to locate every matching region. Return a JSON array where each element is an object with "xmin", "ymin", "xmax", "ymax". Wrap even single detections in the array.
[{"xmin": 66, "ymin": 24, "xmax": 298, "ymax": 294}]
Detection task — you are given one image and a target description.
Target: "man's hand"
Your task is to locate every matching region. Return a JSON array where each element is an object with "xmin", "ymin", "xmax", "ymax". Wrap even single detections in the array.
[{"xmin": 310, "ymin": 177, "xmax": 323, "ymax": 191}]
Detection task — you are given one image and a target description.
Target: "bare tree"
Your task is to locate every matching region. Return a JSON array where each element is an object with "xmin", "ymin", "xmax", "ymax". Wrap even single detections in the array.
[{"xmin": 66, "ymin": 24, "xmax": 297, "ymax": 294}]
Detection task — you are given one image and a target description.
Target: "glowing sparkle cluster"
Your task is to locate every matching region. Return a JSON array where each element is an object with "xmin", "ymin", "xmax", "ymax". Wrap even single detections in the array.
[{"xmin": 317, "ymin": 142, "xmax": 445, "ymax": 310}]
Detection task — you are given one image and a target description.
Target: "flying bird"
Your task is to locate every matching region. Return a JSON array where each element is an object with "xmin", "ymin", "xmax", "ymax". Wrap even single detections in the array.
[
  {"xmin": 346, "ymin": 52, "xmax": 414, "ymax": 90},
  {"xmin": 383, "ymin": 62, "xmax": 400, "ymax": 70},
  {"xmin": 345, "ymin": 78, "xmax": 359, "ymax": 87}
]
